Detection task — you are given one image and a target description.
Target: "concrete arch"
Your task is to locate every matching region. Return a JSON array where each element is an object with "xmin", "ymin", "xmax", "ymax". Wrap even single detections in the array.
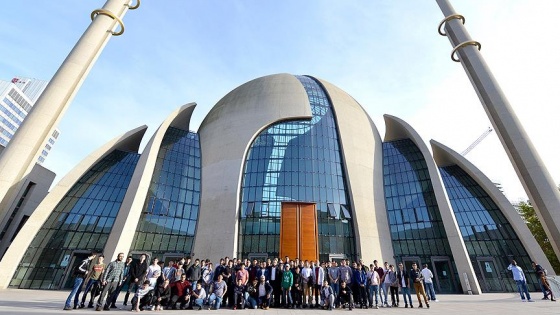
[
  {"xmin": 430, "ymin": 139, "xmax": 555, "ymax": 274},
  {"xmin": 194, "ymin": 74, "xmax": 312, "ymax": 261},
  {"xmin": 0, "ymin": 125, "xmax": 147, "ymax": 289},
  {"xmin": 383, "ymin": 114, "xmax": 481, "ymax": 294},
  {"xmin": 103, "ymin": 103, "xmax": 197, "ymax": 260},
  {"xmin": 316, "ymin": 78, "xmax": 393, "ymax": 264}
]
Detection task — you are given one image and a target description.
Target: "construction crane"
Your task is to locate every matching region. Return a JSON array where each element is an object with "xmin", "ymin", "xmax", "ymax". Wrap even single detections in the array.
[{"xmin": 461, "ymin": 127, "xmax": 493, "ymax": 156}]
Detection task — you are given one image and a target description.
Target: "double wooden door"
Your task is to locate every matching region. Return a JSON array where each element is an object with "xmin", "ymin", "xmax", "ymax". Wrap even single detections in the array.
[{"xmin": 279, "ymin": 202, "xmax": 318, "ymax": 262}]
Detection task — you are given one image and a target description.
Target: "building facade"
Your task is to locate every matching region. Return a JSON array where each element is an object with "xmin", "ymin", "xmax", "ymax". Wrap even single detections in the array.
[
  {"xmin": 0, "ymin": 77, "xmax": 59, "ymax": 164},
  {"xmin": 0, "ymin": 74, "xmax": 554, "ymax": 294}
]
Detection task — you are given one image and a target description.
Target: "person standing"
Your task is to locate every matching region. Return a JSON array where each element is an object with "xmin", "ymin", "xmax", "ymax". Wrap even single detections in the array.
[
  {"xmin": 397, "ymin": 262, "xmax": 413, "ymax": 308},
  {"xmin": 124, "ymin": 254, "xmax": 148, "ymax": 306},
  {"xmin": 109, "ymin": 255, "xmax": 132, "ymax": 308},
  {"xmin": 301, "ymin": 260, "xmax": 313, "ymax": 308},
  {"xmin": 532, "ymin": 261, "xmax": 556, "ymax": 301},
  {"xmin": 267, "ymin": 259, "xmax": 282, "ymax": 307},
  {"xmin": 421, "ymin": 264, "xmax": 437, "ymax": 302},
  {"xmin": 187, "ymin": 259, "xmax": 202, "ymax": 288},
  {"xmin": 281, "ymin": 264, "xmax": 293, "ymax": 308},
  {"xmin": 508, "ymin": 260, "xmax": 534, "ymax": 302},
  {"xmin": 327, "ymin": 261, "xmax": 340, "ymax": 304},
  {"xmin": 292, "ymin": 266, "xmax": 304, "ymax": 309},
  {"xmin": 146, "ymin": 257, "xmax": 162, "ymax": 288},
  {"xmin": 63, "ymin": 252, "xmax": 96, "ymax": 310},
  {"xmin": 367, "ymin": 263, "xmax": 380, "ymax": 309},
  {"xmin": 352, "ymin": 262, "xmax": 367, "ymax": 308},
  {"xmin": 410, "ymin": 263, "xmax": 429, "ymax": 308},
  {"xmin": 372, "ymin": 260, "xmax": 385, "ymax": 306},
  {"xmin": 313, "ymin": 261, "xmax": 326, "ymax": 308},
  {"xmin": 96, "ymin": 253, "xmax": 125, "ymax": 311},
  {"xmin": 81, "ymin": 254, "xmax": 105, "ymax": 308}
]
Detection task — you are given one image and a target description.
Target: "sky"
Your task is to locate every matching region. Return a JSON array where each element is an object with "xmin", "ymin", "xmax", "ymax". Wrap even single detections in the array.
[{"xmin": 0, "ymin": 0, "xmax": 558, "ymax": 203}]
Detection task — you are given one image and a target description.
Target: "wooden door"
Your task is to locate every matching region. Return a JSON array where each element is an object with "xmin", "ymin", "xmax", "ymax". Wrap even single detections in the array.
[{"xmin": 280, "ymin": 202, "xmax": 318, "ymax": 262}]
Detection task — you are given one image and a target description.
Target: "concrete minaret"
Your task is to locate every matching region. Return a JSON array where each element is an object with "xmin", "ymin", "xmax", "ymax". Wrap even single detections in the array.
[
  {"xmin": 0, "ymin": 0, "xmax": 139, "ymax": 228},
  {"xmin": 436, "ymin": 0, "xmax": 560, "ymax": 260}
]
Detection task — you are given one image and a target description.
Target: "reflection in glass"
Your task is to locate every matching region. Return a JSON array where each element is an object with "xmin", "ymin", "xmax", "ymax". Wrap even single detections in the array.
[
  {"xmin": 382, "ymin": 139, "xmax": 459, "ymax": 293},
  {"xmin": 10, "ymin": 150, "xmax": 140, "ymax": 289},
  {"xmin": 239, "ymin": 76, "xmax": 356, "ymax": 261},
  {"xmin": 440, "ymin": 165, "xmax": 538, "ymax": 292},
  {"xmin": 130, "ymin": 128, "xmax": 200, "ymax": 257}
]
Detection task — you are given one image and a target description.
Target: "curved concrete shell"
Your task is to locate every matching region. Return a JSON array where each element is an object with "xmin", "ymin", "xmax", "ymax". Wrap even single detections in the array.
[
  {"xmin": 383, "ymin": 114, "xmax": 481, "ymax": 294},
  {"xmin": 317, "ymin": 78, "xmax": 393, "ymax": 263},
  {"xmin": 430, "ymin": 139, "xmax": 555, "ymax": 275},
  {"xmin": 102, "ymin": 104, "xmax": 196, "ymax": 260},
  {"xmin": 194, "ymin": 74, "xmax": 313, "ymax": 261},
  {"xmin": 0, "ymin": 125, "xmax": 147, "ymax": 289}
]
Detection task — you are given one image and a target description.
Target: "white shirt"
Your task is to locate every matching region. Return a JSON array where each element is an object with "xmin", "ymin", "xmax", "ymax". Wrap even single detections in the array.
[
  {"xmin": 147, "ymin": 264, "xmax": 161, "ymax": 279},
  {"xmin": 270, "ymin": 267, "xmax": 276, "ymax": 281},
  {"xmin": 302, "ymin": 267, "xmax": 313, "ymax": 280},
  {"xmin": 258, "ymin": 283, "xmax": 267, "ymax": 297},
  {"xmin": 367, "ymin": 270, "xmax": 380, "ymax": 286},
  {"xmin": 421, "ymin": 268, "xmax": 433, "ymax": 284}
]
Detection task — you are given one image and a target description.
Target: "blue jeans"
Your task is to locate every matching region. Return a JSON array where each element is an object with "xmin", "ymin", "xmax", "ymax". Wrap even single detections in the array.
[
  {"xmin": 378, "ymin": 283, "xmax": 386, "ymax": 304},
  {"xmin": 81, "ymin": 279, "xmax": 98, "ymax": 304},
  {"xmin": 401, "ymin": 287, "xmax": 412, "ymax": 305},
  {"xmin": 515, "ymin": 280, "xmax": 531, "ymax": 300},
  {"xmin": 65, "ymin": 277, "xmax": 84, "ymax": 308},
  {"xmin": 246, "ymin": 296, "xmax": 257, "ymax": 309},
  {"xmin": 424, "ymin": 282, "xmax": 436, "ymax": 300},
  {"xmin": 194, "ymin": 298, "xmax": 205, "ymax": 308},
  {"xmin": 368, "ymin": 284, "xmax": 379, "ymax": 306},
  {"xmin": 382, "ymin": 283, "xmax": 391, "ymax": 305},
  {"xmin": 208, "ymin": 293, "xmax": 223, "ymax": 309}
]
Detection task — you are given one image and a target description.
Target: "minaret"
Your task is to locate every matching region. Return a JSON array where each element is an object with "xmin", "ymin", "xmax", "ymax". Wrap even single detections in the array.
[
  {"xmin": 436, "ymin": 0, "xmax": 560, "ymax": 260},
  {"xmin": 0, "ymin": 1, "xmax": 139, "ymax": 228}
]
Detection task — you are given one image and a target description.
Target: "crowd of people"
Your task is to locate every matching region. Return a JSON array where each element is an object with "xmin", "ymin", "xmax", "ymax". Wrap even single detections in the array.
[{"xmin": 63, "ymin": 252, "xmax": 445, "ymax": 312}]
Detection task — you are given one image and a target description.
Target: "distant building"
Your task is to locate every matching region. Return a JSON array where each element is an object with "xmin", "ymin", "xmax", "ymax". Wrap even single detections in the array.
[{"xmin": 0, "ymin": 77, "xmax": 60, "ymax": 164}]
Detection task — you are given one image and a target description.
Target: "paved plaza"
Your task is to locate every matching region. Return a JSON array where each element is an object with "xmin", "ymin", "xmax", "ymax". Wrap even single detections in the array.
[{"xmin": 0, "ymin": 289, "xmax": 558, "ymax": 315}]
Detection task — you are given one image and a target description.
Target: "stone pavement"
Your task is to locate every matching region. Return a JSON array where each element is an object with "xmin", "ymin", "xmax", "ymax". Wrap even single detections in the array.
[{"xmin": 0, "ymin": 289, "xmax": 558, "ymax": 315}]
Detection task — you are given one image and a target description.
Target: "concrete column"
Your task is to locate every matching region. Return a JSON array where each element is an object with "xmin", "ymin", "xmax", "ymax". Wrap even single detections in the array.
[
  {"xmin": 436, "ymin": 0, "xmax": 560, "ymax": 259},
  {"xmin": 0, "ymin": 0, "xmax": 136, "ymax": 230}
]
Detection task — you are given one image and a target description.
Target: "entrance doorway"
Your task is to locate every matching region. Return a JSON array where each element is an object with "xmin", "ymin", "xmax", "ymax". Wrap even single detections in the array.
[
  {"xmin": 280, "ymin": 202, "xmax": 318, "ymax": 262},
  {"xmin": 61, "ymin": 251, "xmax": 91, "ymax": 289},
  {"xmin": 431, "ymin": 257, "xmax": 457, "ymax": 293},
  {"xmin": 476, "ymin": 257, "xmax": 503, "ymax": 292}
]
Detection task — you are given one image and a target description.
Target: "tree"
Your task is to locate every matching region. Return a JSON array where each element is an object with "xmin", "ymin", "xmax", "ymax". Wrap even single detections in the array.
[{"xmin": 517, "ymin": 200, "xmax": 560, "ymax": 274}]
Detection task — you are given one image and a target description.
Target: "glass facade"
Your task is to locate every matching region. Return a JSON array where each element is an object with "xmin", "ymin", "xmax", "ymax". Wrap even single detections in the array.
[
  {"xmin": 439, "ymin": 165, "xmax": 539, "ymax": 292},
  {"xmin": 382, "ymin": 139, "xmax": 460, "ymax": 293},
  {"xmin": 10, "ymin": 150, "xmax": 139, "ymax": 289},
  {"xmin": 238, "ymin": 75, "xmax": 356, "ymax": 261},
  {"xmin": 130, "ymin": 128, "xmax": 201, "ymax": 258}
]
